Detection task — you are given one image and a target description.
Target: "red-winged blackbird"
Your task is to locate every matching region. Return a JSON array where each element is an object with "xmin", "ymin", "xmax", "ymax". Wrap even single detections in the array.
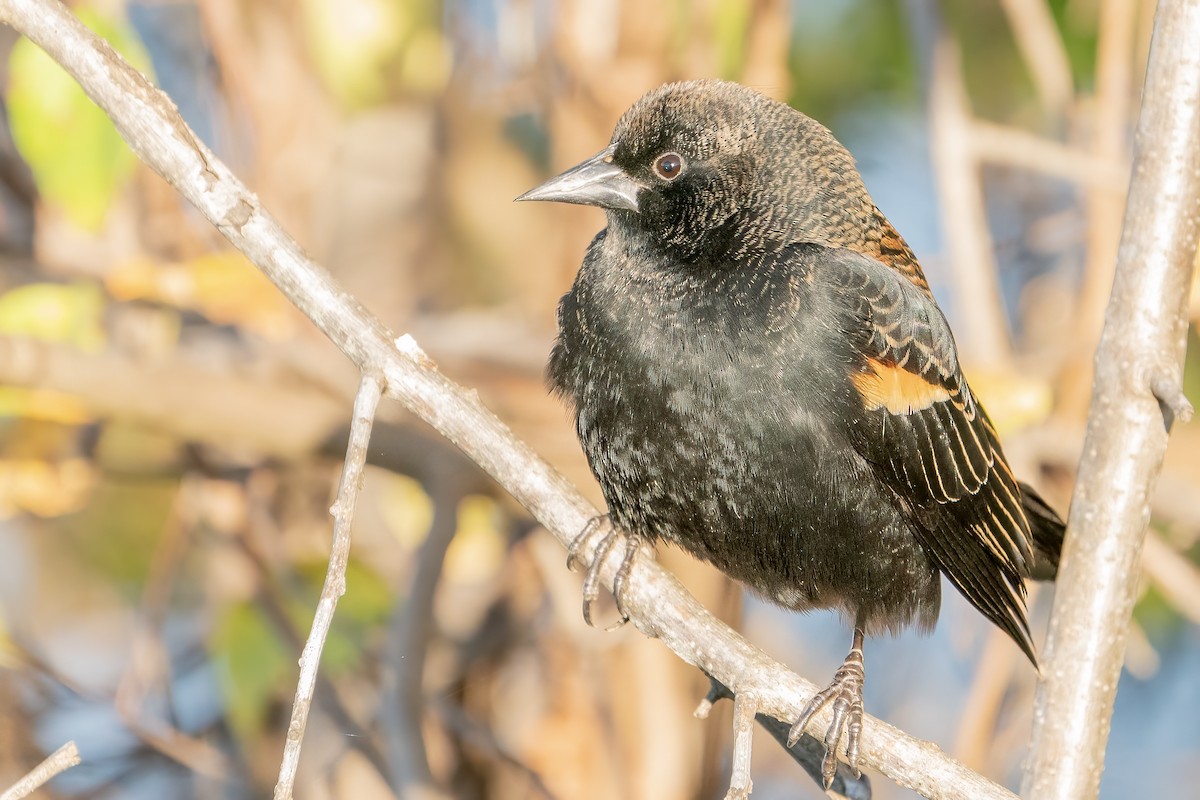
[{"xmin": 519, "ymin": 79, "xmax": 1064, "ymax": 786}]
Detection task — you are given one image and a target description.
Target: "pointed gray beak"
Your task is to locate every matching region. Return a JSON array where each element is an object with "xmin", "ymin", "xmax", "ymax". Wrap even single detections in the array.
[{"xmin": 515, "ymin": 144, "xmax": 641, "ymax": 212}]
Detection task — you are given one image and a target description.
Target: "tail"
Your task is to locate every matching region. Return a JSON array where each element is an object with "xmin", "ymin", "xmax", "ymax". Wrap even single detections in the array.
[{"xmin": 1020, "ymin": 482, "xmax": 1066, "ymax": 581}]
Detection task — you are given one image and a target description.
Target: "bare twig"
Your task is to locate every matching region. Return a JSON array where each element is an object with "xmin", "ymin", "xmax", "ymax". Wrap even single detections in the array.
[
  {"xmin": 273, "ymin": 374, "xmax": 382, "ymax": 799},
  {"xmin": 1023, "ymin": 2, "xmax": 1200, "ymax": 798},
  {"xmin": 1076, "ymin": 0, "xmax": 1139, "ymax": 347},
  {"xmin": 998, "ymin": 0, "xmax": 1074, "ymax": 117},
  {"xmin": 969, "ymin": 120, "xmax": 1127, "ymax": 191},
  {"xmin": 0, "ymin": 741, "xmax": 80, "ymax": 800},
  {"xmin": 381, "ymin": 461, "xmax": 464, "ymax": 798},
  {"xmin": 926, "ymin": 19, "xmax": 1012, "ymax": 366},
  {"xmin": 950, "ymin": 627, "xmax": 1021, "ymax": 771},
  {"xmin": 0, "ymin": 2, "xmax": 1020, "ymax": 797},
  {"xmin": 0, "ymin": 334, "xmax": 345, "ymax": 459},
  {"xmin": 726, "ymin": 690, "xmax": 758, "ymax": 799}
]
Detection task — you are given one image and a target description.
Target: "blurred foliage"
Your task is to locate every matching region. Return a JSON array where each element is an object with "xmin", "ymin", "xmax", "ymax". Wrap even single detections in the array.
[
  {"xmin": 107, "ymin": 252, "xmax": 299, "ymax": 340},
  {"xmin": 8, "ymin": 5, "xmax": 151, "ymax": 229},
  {"xmin": 213, "ymin": 599, "xmax": 292, "ymax": 737},
  {"xmin": 0, "ymin": 281, "xmax": 105, "ymax": 349},
  {"xmin": 0, "ymin": 1, "xmax": 1195, "ymax": 799},
  {"xmin": 374, "ymin": 472, "xmax": 436, "ymax": 550},
  {"xmin": 788, "ymin": 1, "xmax": 917, "ymax": 121},
  {"xmin": 57, "ymin": 475, "xmax": 177, "ymax": 589},
  {"xmin": 1047, "ymin": 0, "xmax": 1102, "ymax": 90},
  {"xmin": 213, "ymin": 557, "xmax": 394, "ymax": 737},
  {"xmin": 0, "ymin": 282, "xmax": 105, "ymax": 427},
  {"xmin": 713, "ymin": 0, "xmax": 753, "ymax": 80},
  {"xmin": 1180, "ymin": 325, "xmax": 1200, "ymax": 406},
  {"xmin": 0, "ymin": 455, "xmax": 95, "ymax": 518},
  {"xmin": 301, "ymin": 0, "xmax": 449, "ymax": 107}
]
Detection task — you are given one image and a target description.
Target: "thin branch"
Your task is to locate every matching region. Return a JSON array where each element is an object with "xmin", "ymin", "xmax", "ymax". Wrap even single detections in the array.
[
  {"xmin": 1075, "ymin": 0, "xmax": 1139, "ymax": 350},
  {"xmin": 950, "ymin": 626, "xmax": 1021, "ymax": 772},
  {"xmin": 273, "ymin": 374, "xmax": 382, "ymax": 800},
  {"xmin": 0, "ymin": 741, "xmax": 81, "ymax": 800},
  {"xmin": 969, "ymin": 120, "xmax": 1127, "ymax": 191},
  {"xmin": 926, "ymin": 16, "xmax": 1012, "ymax": 367},
  {"xmin": 1023, "ymin": 2, "xmax": 1200, "ymax": 797},
  {"xmin": 997, "ymin": 0, "xmax": 1074, "ymax": 117},
  {"xmin": 0, "ymin": 2, "xmax": 1019, "ymax": 797},
  {"xmin": 0, "ymin": 334, "xmax": 346, "ymax": 459},
  {"xmin": 381, "ymin": 461, "xmax": 463, "ymax": 797}
]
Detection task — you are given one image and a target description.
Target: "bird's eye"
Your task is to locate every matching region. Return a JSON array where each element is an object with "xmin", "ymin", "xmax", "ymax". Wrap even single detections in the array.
[{"xmin": 652, "ymin": 152, "xmax": 685, "ymax": 181}]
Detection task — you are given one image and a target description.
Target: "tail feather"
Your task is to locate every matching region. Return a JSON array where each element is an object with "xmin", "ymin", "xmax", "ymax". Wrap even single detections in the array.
[{"xmin": 1020, "ymin": 481, "xmax": 1066, "ymax": 581}]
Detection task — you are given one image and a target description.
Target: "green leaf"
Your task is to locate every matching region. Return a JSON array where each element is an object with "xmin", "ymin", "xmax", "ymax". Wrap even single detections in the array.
[
  {"xmin": 211, "ymin": 602, "xmax": 290, "ymax": 737},
  {"xmin": 8, "ymin": 7, "xmax": 153, "ymax": 230}
]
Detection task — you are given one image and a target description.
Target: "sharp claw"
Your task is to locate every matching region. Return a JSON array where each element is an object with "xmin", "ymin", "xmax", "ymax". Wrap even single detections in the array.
[
  {"xmin": 609, "ymin": 533, "xmax": 640, "ymax": 626},
  {"xmin": 580, "ymin": 525, "xmax": 620, "ymax": 628},
  {"xmin": 846, "ymin": 703, "xmax": 863, "ymax": 777},
  {"xmin": 569, "ymin": 516, "xmax": 645, "ymax": 629},
  {"xmin": 566, "ymin": 514, "xmax": 607, "ymax": 572},
  {"xmin": 787, "ymin": 684, "xmax": 830, "ymax": 747},
  {"xmin": 821, "ymin": 747, "xmax": 837, "ymax": 789},
  {"xmin": 790, "ymin": 629, "xmax": 867, "ymax": 787}
]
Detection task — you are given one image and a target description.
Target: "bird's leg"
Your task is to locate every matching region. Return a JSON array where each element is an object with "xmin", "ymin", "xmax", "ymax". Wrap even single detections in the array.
[
  {"xmin": 697, "ymin": 675, "xmax": 873, "ymax": 799},
  {"xmin": 787, "ymin": 626, "xmax": 866, "ymax": 787},
  {"xmin": 566, "ymin": 515, "xmax": 642, "ymax": 628}
]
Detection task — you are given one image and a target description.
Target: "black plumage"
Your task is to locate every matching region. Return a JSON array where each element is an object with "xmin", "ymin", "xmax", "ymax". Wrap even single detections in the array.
[{"xmin": 519, "ymin": 79, "xmax": 1064, "ymax": 786}]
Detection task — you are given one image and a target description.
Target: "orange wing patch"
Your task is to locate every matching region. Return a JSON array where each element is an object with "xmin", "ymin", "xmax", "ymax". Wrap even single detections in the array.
[{"xmin": 852, "ymin": 357, "xmax": 950, "ymax": 414}]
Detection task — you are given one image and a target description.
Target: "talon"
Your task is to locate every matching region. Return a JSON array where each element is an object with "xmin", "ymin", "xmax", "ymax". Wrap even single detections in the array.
[
  {"xmin": 609, "ymin": 532, "xmax": 642, "ymax": 625},
  {"xmin": 580, "ymin": 524, "xmax": 620, "ymax": 627},
  {"xmin": 566, "ymin": 514, "xmax": 607, "ymax": 572},
  {"xmin": 788, "ymin": 627, "xmax": 866, "ymax": 788}
]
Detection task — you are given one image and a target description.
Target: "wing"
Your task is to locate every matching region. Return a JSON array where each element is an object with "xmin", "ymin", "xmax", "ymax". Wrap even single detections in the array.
[{"xmin": 819, "ymin": 247, "xmax": 1038, "ymax": 662}]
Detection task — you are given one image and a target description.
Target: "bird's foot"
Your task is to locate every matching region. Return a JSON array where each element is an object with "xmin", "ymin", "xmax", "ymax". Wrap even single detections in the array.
[
  {"xmin": 566, "ymin": 515, "xmax": 641, "ymax": 629},
  {"xmin": 695, "ymin": 676, "xmax": 872, "ymax": 799},
  {"xmin": 787, "ymin": 641, "xmax": 865, "ymax": 787}
]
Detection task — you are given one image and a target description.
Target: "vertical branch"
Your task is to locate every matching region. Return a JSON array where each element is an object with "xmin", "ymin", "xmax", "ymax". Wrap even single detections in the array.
[
  {"xmin": 1023, "ymin": 2, "xmax": 1200, "ymax": 798},
  {"xmin": 273, "ymin": 374, "xmax": 383, "ymax": 800},
  {"xmin": 928, "ymin": 30, "xmax": 1012, "ymax": 367},
  {"xmin": 1076, "ymin": 0, "xmax": 1139, "ymax": 346},
  {"xmin": 997, "ymin": 0, "xmax": 1074, "ymax": 117}
]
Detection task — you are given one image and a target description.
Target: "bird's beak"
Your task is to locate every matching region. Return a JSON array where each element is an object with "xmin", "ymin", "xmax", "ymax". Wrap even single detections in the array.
[{"xmin": 515, "ymin": 144, "xmax": 641, "ymax": 213}]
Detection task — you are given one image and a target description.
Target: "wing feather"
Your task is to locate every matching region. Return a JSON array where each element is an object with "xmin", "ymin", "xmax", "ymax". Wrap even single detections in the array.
[{"xmin": 819, "ymin": 246, "xmax": 1039, "ymax": 662}]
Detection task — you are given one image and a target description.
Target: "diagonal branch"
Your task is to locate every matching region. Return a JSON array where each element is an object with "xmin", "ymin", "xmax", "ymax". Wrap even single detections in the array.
[
  {"xmin": 0, "ymin": 741, "xmax": 80, "ymax": 800},
  {"xmin": 0, "ymin": 1, "xmax": 1018, "ymax": 797}
]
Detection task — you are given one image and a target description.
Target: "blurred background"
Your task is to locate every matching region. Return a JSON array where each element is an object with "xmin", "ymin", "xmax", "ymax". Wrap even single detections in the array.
[{"xmin": 0, "ymin": 0, "xmax": 1197, "ymax": 798}]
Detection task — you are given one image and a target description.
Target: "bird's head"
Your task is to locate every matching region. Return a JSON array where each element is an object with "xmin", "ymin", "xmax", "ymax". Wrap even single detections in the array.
[{"xmin": 518, "ymin": 80, "xmax": 877, "ymax": 262}]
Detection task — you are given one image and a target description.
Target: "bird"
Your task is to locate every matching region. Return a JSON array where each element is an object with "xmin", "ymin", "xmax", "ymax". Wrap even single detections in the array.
[{"xmin": 518, "ymin": 79, "xmax": 1065, "ymax": 788}]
